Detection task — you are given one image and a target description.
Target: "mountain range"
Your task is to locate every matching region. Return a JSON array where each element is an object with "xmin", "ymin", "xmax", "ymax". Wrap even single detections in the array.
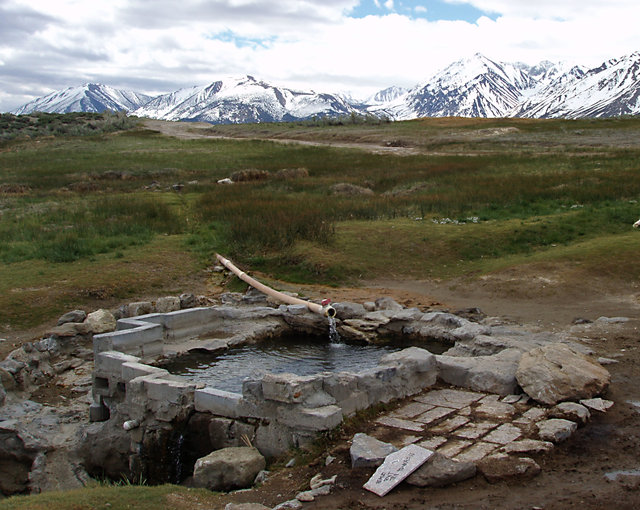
[{"xmin": 9, "ymin": 52, "xmax": 640, "ymax": 122}]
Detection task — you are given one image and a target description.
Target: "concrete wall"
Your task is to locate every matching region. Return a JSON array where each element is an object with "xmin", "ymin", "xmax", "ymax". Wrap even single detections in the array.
[{"xmin": 92, "ymin": 305, "xmax": 440, "ymax": 458}]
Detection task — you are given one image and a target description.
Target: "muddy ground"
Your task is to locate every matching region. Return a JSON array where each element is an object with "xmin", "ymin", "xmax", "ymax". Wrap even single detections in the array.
[{"xmin": 206, "ymin": 268, "xmax": 640, "ymax": 510}]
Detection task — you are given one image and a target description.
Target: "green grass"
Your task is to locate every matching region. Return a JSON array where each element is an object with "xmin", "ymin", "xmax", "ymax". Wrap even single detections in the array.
[
  {"xmin": 0, "ymin": 484, "xmax": 220, "ymax": 510},
  {"xmin": 1, "ymin": 114, "xmax": 640, "ymax": 330}
]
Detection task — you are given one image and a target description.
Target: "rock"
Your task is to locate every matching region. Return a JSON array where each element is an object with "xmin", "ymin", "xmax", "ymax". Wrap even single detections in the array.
[
  {"xmin": 193, "ymin": 447, "xmax": 266, "ymax": 491},
  {"xmin": 310, "ymin": 473, "xmax": 337, "ymax": 490},
  {"xmin": 85, "ymin": 309, "xmax": 116, "ymax": 334},
  {"xmin": 155, "ymin": 296, "xmax": 181, "ymax": 313},
  {"xmin": 350, "ymin": 433, "xmax": 398, "ymax": 468},
  {"xmin": 580, "ymin": 397, "xmax": 614, "ymax": 412},
  {"xmin": 57, "ymin": 310, "xmax": 87, "ymax": 325},
  {"xmin": 254, "ymin": 470, "xmax": 269, "ymax": 485},
  {"xmin": 375, "ymin": 297, "xmax": 403, "ymax": 311},
  {"xmin": 597, "ymin": 357, "xmax": 619, "ymax": 365},
  {"xmin": 180, "ymin": 293, "xmax": 197, "ymax": 309},
  {"xmin": 499, "ymin": 439, "xmax": 554, "ymax": 455},
  {"xmin": 333, "ymin": 302, "xmax": 367, "ymax": 319},
  {"xmin": 225, "ymin": 504, "xmax": 271, "ymax": 510},
  {"xmin": 273, "ymin": 500, "xmax": 303, "ymax": 510},
  {"xmin": 516, "ymin": 343, "xmax": 610, "ymax": 405},
  {"xmin": 296, "ymin": 490, "xmax": 315, "ymax": 502},
  {"xmin": 595, "ymin": 316, "xmax": 630, "ymax": 324},
  {"xmin": 0, "ymin": 367, "xmax": 17, "ymax": 391},
  {"xmin": 128, "ymin": 301, "xmax": 153, "ymax": 316},
  {"xmin": 537, "ymin": 418, "xmax": 578, "ymax": 443},
  {"xmin": 0, "ymin": 382, "xmax": 5, "ymax": 406},
  {"xmin": 80, "ymin": 421, "xmax": 131, "ymax": 480},
  {"xmin": 478, "ymin": 454, "xmax": 541, "ymax": 483},
  {"xmin": 363, "ymin": 302, "xmax": 376, "ymax": 312},
  {"xmin": 550, "ymin": 402, "xmax": 591, "ymax": 425},
  {"xmin": 48, "ymin": 322, "xmax": 91, "ymax": 338},
  {"xmin": 406, "ymin": 452, "xmax": 476, "ymax": 488},
  {"xmin": 0, "ymin": 424, "xmax": 39, "ymax": 495},
  {"xmin": 436, "ymin": 349, "xmax": 522, "ymax": 395}
]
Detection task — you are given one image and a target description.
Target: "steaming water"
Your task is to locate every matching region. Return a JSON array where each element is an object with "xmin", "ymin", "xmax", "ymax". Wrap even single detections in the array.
[{"xmin": 164, "ymin": 336, "xmax": 402, "ymax": 393}]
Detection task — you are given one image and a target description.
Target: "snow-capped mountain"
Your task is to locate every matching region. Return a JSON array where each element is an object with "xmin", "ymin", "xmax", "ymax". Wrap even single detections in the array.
[
  {"xmin": 132, "ymin": 76, "xmax": 357, "ymax": 123},
  {"xmin": 371, "ymin": 54, "xmax": 555, "ymax": 120},
  {"xmin": 12, "ymin": 83, "xmax": 153, "ymax": 114},
  {"xmin": 365, "ymin": 86, "xmax": 409, "ymax": 105},
  {"xmin": 371, "ymin": 54, "xmax": 534, "ymax": 119},
  {"xmin": 512, "ymin": 52, "xmax": 640, "ymax": 118},
  {"xmin": 10, "ymin": 52, "xmax": 640, "ymax": 122}
]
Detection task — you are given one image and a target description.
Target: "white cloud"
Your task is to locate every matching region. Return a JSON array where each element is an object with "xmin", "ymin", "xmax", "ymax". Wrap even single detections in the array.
[{"xmin": 1, "ymin": 0, "xmax": 639, "ymax": 111}]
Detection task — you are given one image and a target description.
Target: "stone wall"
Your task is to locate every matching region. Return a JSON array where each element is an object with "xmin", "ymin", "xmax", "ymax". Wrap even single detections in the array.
[{"xmin": 88, "ymin": 298, "xmax": 599, "ymax": 482}]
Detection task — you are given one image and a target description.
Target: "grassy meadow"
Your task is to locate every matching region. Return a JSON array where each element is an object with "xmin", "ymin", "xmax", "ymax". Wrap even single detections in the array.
[{"xmin": 1, "ymin": 113, "xmax": 640, "ymax": 331}]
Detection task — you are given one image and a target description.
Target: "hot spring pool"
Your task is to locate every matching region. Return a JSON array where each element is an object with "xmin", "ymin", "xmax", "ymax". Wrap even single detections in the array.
[{"xmin": 162, "ymin": 337, "xmax": 408, "ymax": 393}]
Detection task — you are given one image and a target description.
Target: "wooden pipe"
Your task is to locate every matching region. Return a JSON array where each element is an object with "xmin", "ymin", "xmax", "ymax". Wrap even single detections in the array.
[{"xmin": 216, "ymin": 253, "xmax": 336, "ymax": 318}]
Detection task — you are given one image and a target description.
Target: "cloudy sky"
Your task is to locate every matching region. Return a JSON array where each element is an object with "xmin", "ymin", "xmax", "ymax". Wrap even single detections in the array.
[{"xmin": 1, "ymin": 0, "xmax": 638, "ymax": 111}]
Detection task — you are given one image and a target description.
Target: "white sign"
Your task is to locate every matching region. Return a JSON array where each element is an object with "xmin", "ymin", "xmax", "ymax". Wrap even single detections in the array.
[{"xmin": 363, "ymin": 444, "xmax": 434, "ymax": 497}]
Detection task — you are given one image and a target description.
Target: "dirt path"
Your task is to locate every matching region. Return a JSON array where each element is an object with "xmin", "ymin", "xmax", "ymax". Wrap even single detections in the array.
[{"xmin": 143, "ymin": 118, "xmax": 423, "ymax": 156}]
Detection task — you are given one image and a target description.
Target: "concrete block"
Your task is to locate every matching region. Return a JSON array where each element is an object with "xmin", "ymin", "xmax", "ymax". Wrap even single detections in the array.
[
  {"xmin": 262, "ymin": 373, "xmax": 323, "ymax": 404},
  {"xmin": 195, "ymin": 387, "xmax": 243, "ymax": 417},
  {"xmin": 144, "ymin": 377, "xmax": 196, "ymax": 404},
  {"xmin": 95, "ymin": 321, "xmax": 163, "ymax": 357},
  {"xmin": 254, "ymin": 422, "xmax": 295, "ymax": 458},
  {"xmin": 276, "ymin": 405, "xmax": 343, "ymax": 431},
  {"xmin": 94, "ymin": 351, "xmax": 141, "ymax": 379},
  {"xmin": 121, "ymin": 361, "xmax": 169, "ymax": 382},
  {"xmin": 355, "ymin": 366, "xmax": 401, "ymax": 404}
]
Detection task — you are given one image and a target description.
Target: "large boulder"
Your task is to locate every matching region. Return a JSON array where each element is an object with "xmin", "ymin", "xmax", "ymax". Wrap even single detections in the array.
[
  {"xmin": 406, "ymin": 452, "xmax": 476, "ymax": 488},
  {"xmin": 193, "ymin": 447, "xmax": 266, "ymax": 492},
  {"xmin": 85, "ymin": 309, "xmax": 116, "ymax": 334},
  {"xmin": 516, "ymin": 344, "xmax": 610, "ymax": 405},
  {"xmin": 436, "ymin": 349, "xmax": 522, "ymax": 395},
  {"xmin": 350, "ymin": 433, "xmax": 397, "ymax": 468},
  {"xmin": 478, "ymin": 454, "xmax": 541, "ymax": 483}
]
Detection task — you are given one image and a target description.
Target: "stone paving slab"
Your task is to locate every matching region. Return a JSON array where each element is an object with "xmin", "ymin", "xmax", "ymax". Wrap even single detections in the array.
[
  {"xmin": 376, "ymin": 416, "xmax": 424, "ymax": 433},
  {"xmin": 514, "ymin": 407, "xmax": 548, "ymax": 424},
  {"xmin": 483, "ymin": 423, "xmax": 522, "ymax": 445},
  {"xmin": 475, "ymin": 400, "xmax": 517, "ymax": 420},
  {"xmin": 415, "ymin": 406, "xmax": 457, "ymax": 425},
  {"xmin": 417, "ymin": 436, "xmax": 448, "ymax": 451},
  {"xmin": 454, "ymin": 421, "xmax": 500, "ymax": 440},
  {"xmin": 428, "ymin": 415, "xmax": 470, "ymax": 435},
  {"xmin": 454, "ymin": 441, "xmax": 498, "ymax": 463},
  {"xmin": 415, "ymin": 389, "xmax": 485, "ymax": 409},
  {"xmin": 390, "ymin": 402, "xmax": 435, "ymax": 419},
  {"xmin": 370, "ymin": 384, "xmax": 580, "ymax": 474},
  {"xmin": 438, "ymin": 439, "xmax": 473, "ymax": 458}
]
